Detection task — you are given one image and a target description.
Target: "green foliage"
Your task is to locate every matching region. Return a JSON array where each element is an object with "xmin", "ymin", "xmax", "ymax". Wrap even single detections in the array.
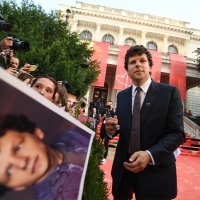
[
  {"xmin": 82, "ymin": 137, "xmax": 109, "ymax": 200},
  {"xmin": 0, "ymin": 0, "xmax": 100, "ymax": 97},
  {"xmin": 193, "ymin": 48, "xmax": 200, "ymax": 72},
  {"xmin": 71, "ymin": 102, "xmax": 108, "ymax": 199}
]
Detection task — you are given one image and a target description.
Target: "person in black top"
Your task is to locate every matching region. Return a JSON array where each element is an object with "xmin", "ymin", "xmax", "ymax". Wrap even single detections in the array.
[{"xmin": 100, "ymin": 100, "xmax": 115, "ymax": 164}]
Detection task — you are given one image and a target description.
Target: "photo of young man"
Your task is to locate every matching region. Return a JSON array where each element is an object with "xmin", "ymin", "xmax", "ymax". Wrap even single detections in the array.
[{"xmin": 0, "ymin": 114, "xmax": 87, "ymax": 200}]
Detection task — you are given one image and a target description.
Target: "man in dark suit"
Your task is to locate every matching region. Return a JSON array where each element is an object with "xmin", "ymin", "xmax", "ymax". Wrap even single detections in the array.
[{"xmin": 105, "ymin": 45, "xmax": 185, "ymax": 200}]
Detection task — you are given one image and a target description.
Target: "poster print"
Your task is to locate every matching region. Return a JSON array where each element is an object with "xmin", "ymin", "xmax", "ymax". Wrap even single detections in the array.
[{"xmin": 0, "ymin": 68, "xmax": 95, "ymax": 200}]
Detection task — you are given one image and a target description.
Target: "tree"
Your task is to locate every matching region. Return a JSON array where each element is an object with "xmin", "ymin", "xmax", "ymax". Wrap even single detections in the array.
[
  {"xmin": 0, "ymin": 0, "xmax": 100, "ymax": 97},
  {"xmin": 193, "ymin": 48, "xmax": 200, "ymax": 72}
]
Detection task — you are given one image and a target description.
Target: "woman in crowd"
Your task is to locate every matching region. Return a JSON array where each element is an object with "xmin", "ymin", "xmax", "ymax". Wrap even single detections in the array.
[
  {"xmin": 57, "ymin": 83, "xmax": 68, "ymax": 112},
  {"xmin": 31, "ymin": 74, "xmax": 59, "ymax": 103}
]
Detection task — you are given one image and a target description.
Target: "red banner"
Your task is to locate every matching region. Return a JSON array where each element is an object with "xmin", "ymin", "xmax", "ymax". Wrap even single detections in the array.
[
  {"xmin": 91, "ymin": 42, "xmax": 110, "ymax": 87},
  {"xmin": 169, "ymin": 54, "xmax": 186, "ymax": 99},
  {"xmin": 149, "ymin": 50, "xmax": 162, "ymax": 82},
  {"xmin": 114, "ymin": 46, "xmax": 132, "ymax": 90}
]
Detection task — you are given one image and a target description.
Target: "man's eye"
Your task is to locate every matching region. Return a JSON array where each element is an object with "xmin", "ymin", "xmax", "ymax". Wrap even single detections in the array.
[
  {"xmin": 15, "ymin": 144, "xmax": 21, "ymax": 151},
  {"xmin": 7, "ymin": 168, "xmax": 13, "ymax": 177}
]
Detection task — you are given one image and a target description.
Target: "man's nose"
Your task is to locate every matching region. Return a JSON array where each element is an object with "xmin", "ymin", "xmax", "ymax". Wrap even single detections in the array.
[
  {"xmin": 10, "ymin": 156, "xmax": 27, "ymax": 169},
  {"xmin": 135, "ymin": 60, "xmax": 141, "ymax": 67}
]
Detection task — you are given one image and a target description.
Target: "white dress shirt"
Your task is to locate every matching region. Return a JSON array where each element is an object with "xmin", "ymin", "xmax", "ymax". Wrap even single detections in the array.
[{"xmin": 131, "ymin": 78, "xmax": 155, "ymax": 164}]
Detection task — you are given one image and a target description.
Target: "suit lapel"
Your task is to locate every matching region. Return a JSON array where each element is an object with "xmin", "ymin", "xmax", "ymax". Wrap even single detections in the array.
[
  {"xmin": 124, "ymin": 86, "xmax": 132, "ymax": 129},
  {"xmin": 140, "ymin": 80, "xmax": 160, "ymax": 126}
]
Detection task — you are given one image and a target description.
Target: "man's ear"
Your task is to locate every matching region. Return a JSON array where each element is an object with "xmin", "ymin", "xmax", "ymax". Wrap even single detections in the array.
[
  {"xmin": 34, "ymin": 128, "xmax": 44, "ymax": 140},
  {"xmin": 13, "ymin": 186, "xmax": 26, "ymax": 191},
  {"xmin": 149, "ymin": 67, "xmax": 152, "ymax": 75}
]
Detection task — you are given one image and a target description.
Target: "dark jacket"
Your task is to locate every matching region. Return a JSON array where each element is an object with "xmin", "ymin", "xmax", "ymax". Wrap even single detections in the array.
[{"xmin": 112, "ymin": 80, "xmax": 185, "ymax": 199}]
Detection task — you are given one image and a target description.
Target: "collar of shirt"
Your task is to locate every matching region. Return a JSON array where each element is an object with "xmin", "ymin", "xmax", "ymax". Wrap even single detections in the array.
[{"xmin": 132, "ymin": 78, "xmax": 152, "ymax": 110}]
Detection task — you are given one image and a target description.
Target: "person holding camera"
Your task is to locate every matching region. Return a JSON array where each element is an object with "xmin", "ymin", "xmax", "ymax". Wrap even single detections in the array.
[
  {"xmin": 0, "ymin": 37, "xmax": 32, "ymax": 77},
  {"xmin": 0, "ymin": 37, "xmax": 13, "ymax": 69},
  {"xmin": 100, "ymin": 100, "xmax": 115, "ymax": 164}
]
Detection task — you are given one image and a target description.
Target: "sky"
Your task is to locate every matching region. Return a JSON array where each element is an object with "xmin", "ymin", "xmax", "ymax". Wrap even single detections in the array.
[{"xmin": 16, "ymin": 0, "xmax": 200, "ymax": 30}]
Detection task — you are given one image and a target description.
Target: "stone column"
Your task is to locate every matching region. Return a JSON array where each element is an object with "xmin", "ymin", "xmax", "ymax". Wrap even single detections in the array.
[
  {"xmin": 72, "ymin": 19, "xmax": 78, "ymax": 31},
  {"xmin": 95, "ymin": 23, "xmax": 101, "ymax": 41},
  {"xmin": 163, "ymin": 35, "xmax": 169, "ymax": 52},
  {"xmin": 141, "ymin": 31, "xmax": 147, "ymax": 46},
  {"xmin": 184, "ymin": 39, "xmax": 190, "ymax": 56},
  {"xmin": 118, "ymin": 27, "xmax": 124, "ymax": 45}
]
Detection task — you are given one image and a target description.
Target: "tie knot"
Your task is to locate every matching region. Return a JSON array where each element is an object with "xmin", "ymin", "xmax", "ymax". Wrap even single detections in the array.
[{"xmin": 136, "ymin": 87, "xmax": 142, "ymax": 93}]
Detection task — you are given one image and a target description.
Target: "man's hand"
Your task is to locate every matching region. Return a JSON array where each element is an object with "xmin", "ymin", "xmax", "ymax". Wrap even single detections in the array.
[
  {"xmin": 105, "ymin": 115, "xmax": 120, "ymax": 135},
  {"xmin": 124, "ymin": 151, "xmax": 151, "ymax": 173},
  {"xmin": 21, "ymin": 63, "xmax": 31, "ymax": 71},
  {"xmin": 0, "ymin": 37, "xmax": 13, "ymax": 50},
  {"xmin": 23, "ymin": 78, "xmax": 31, "ymax": 85},
  {"xmin": 6, "ymin": 67, "xmax": 18, "ymax": 76}
]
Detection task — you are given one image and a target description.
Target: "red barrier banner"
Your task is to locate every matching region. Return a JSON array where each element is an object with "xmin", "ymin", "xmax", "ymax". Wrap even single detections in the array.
[
  {"xmin": 149, "ymin": 50, "xmax": 162, "ymax": 82},
  {"xmin": 91, "ymin": 42, "xmax": 110, "ymax": 87},
  {"xmin": 114, "ymin": 46, "xmax": 132, "ymax": 90},
  {"xmin": 169, "ymin": 54, "xmax": 186, "ymax": 99}
]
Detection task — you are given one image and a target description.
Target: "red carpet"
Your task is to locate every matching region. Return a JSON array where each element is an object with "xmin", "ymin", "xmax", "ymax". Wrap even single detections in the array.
[{"xmin": 100, "ymin": 148, "xmax": 200, "ymax": 200}]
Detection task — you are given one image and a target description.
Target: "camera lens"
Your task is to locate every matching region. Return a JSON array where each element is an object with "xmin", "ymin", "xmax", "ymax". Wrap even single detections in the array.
[
  {"xmin": 0, "ymin": 22, "xmax": 11, "ymax": 32},
  {"xmin": 20, "ymin": 42, "xmax": 30, "ymax": 52}
]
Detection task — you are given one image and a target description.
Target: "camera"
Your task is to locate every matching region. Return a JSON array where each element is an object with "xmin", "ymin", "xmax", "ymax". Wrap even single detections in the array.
[
  {"xmin": 11, "ymin": 38, "xmax": 30, "ymax": 52},
  {"xmin": 106, "ymin": 105, "xmax": 111, "ymax": 110},
  {"xmin": 62, "ymin": 80, "xmax": 70, "ymax": 90},
  {"xmin": 0, "ymin": 14, "xmax": 11, "ymax": 32}
]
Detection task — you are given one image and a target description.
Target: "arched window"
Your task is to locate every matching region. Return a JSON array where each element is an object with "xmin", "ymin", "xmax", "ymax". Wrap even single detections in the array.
[
  {"xmin": 80, "ymin": 30, "xmax": 92, "ymax": 41},
  {"xmin": 168, "ymin": 45, "xmax": 178, "ymax": 54},
  {"xmin": 102, "ymin": 34, "xmax": 115, "ymax": 44},
  {"xmin": 146, "ymin": 41, "xmax": 157, "ymax": 51},
  {"xmin": 124, "ymin": 38, "xmax": 136, "ymax": 46}
]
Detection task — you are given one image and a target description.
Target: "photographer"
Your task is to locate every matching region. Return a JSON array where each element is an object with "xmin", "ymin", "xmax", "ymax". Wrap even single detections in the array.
[
  {"xmin": 0, "ymin": 37, "xmax": 13, "ymax": 51},
  {"xmin": 0, "ymin": 37, "xmax": 13, "ymax": 68},
  {"xmin": 0, "ymin": 37, "xmax": 31, "ymax": 73},
  {"xmin": 100, "ymin": 100, "xmax": 115, "ymax": 164}
]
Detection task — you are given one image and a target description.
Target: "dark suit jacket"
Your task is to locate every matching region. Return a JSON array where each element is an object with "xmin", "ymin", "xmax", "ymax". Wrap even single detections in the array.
[
  {"xmin": 112, "ymin": 80, "xmax": 185, "ymax": 199},
  {"xmin": 90, "ymin": 113, "xmax": 99, "ymax": 120}
]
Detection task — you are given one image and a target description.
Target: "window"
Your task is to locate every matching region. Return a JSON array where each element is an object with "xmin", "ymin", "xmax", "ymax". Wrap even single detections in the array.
[
  {"xmin": 80, "ymin": 30, "xmax": 92, "ymax": 41},
  {"xmin": 146, "ymin": 41, "xmax": 157, "ymax": 51},
  {"xmin": 124, "ymin": 38, "xmax": 136, "ymax": 46},
  {"xmin": 102, "ymin": 34, "xmax": 115, "ymax": 44},
  {"xmin": 168, "ymin": 45, "xmax": 178, "ymax": 54}
]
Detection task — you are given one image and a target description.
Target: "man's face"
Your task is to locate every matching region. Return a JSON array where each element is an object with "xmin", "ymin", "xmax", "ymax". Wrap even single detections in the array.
[
  {"xmin": 0, "ymin": 129, "xmax": 49, "ymax": 190},
  {"xmin": 10, "ymin": 57, "xmax": 19, "ymax": 69},
  {"xmin": 127, "ymin": 54, "xmax": 151, "ymax": 86}
]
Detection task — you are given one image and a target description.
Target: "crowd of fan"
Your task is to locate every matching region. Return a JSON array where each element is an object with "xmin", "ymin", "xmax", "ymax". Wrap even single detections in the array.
[{"xmin": 0, "ymin": 36, "xmax": 78, "ymax": 115}]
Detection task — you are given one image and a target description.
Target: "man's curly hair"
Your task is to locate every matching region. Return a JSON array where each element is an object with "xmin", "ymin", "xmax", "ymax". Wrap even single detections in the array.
[
  {"xmin": 124, "ymin": 45, "xmax": 153, "ymax": 71},
  {"xmin": 0, "ymin": 114, "xmax": 36, "ymax": 196},
  {"xmin": 0, "ymin": 114, "xmax": 36, "ymax": 137}
]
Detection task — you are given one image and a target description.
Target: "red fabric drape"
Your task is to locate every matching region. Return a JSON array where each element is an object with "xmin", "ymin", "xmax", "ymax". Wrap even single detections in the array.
[
  {"xmin": 91, "ymin": 42, "xmax": 110, "ymax": 87},
  {"xmin": 149, "ymin": 50, "xmax": 162, "ymax": 82},
  {"xmin": 114, "ymin": 46, "xmax": 132, "ymax": 90},
  {"xmin": 169, "ymin": 54, "xmax": 186, "ymax": 99}
]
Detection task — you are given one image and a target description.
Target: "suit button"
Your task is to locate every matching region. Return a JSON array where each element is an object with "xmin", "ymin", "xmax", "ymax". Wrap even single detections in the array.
[{"xmin": 150, "ymin": 138, "xmax": 155, "ymax": 141}]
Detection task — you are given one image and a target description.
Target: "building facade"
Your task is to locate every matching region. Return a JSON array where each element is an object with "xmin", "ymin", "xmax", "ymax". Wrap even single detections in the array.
[{"xmin": 59, "ymin": 2, "xmax": 200, "ymax": 115}]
